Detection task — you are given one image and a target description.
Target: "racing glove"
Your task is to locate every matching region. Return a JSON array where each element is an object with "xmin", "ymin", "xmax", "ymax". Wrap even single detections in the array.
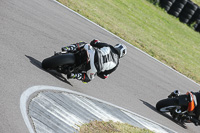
[
  {"xmin": 69, "ymin": 73, "xmax": 83, "ymax": 80},
  {"xmin": 61, "ymin": 44, "xmax": 77, "ymax": 52}
]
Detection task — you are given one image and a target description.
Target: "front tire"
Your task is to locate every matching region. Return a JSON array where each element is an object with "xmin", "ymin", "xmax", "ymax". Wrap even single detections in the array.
[
  {"xmin": 42, "ymin": 53, "xmax": 75, "ymax": 70},
  {"xmin": 156, "ymin": 98, "xmax": 180, "ymax": 112}
]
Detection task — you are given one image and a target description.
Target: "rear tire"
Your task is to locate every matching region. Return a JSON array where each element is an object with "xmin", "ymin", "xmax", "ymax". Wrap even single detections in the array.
[
  {"xmin": 156, "ymin": 98, "xmax": 179, "ymax": 112},
  {"xmin": 42, "ymin": 53, "xmax": 75, "ymax": 70}
]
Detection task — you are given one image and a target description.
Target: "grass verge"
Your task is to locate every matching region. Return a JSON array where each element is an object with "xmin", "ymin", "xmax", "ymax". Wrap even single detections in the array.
[
  {"xmin": 79, "ymin": 120, "xmax": 154, "ymax": 133},
  {"xmin": 192, "ymin": 0, "xmax": 200, "ymax": 5}
]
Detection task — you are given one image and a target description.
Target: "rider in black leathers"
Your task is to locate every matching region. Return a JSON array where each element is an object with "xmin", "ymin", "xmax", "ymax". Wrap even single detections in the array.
[{"xmin": 61, "ymin": 39, "xmax": 127, "ymax": 83}]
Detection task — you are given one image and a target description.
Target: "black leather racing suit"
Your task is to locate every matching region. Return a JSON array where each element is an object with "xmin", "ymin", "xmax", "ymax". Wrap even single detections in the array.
[
  {"xmin": 76, "ymin": 40, "xmax": 120, "ymax": 82},
  {"xmin": 64, "ymin": 41, "xmax": 120, "ymax": 83},
  {"xmin": 91, "ymin": 41, "xmax": 119, "ymax": 80}
]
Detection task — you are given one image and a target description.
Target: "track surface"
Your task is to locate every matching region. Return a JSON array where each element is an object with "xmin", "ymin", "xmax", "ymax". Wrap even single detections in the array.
[{"xmin": 1, "ymin": 0, "xmax": 200, "ymax": 132}]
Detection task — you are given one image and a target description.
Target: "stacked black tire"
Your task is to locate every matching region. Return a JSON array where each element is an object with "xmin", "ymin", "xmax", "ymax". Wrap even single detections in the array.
[{"xmin": 159, "ymin": 0, "xmax": 200, "ymax": 32}]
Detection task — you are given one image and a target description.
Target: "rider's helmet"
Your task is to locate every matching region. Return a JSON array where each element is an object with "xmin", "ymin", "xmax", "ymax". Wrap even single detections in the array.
[{"xmin": 114, "ymin": 44, "xmax": 127, "ymax": 58}]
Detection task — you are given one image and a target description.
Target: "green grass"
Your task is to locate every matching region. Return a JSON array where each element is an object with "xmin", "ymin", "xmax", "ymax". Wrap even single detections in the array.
[
  {"xmin": 57, "ymin": 0, "xmax": 200, "ymax": 83},
  {"xmin": 193, "ymin": 0, "xmax": 200, "ymax": 5},
  {"xmin": 79, "ymin": 120, "xmax": 154, "ymax": 133}
]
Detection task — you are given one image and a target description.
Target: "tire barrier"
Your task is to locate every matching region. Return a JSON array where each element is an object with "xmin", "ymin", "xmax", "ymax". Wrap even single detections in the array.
[
  {"xmin": 194, "ymin": 19, "xmax": 200, "ymax": 32},
  {"xmin": 159, "ymin": 0, "xmax": 176, "ymax": 11},
  {"xmin": 167, "ymin": 0, "xmax": 187, "ymax": 17},
  {"xmin": 188, "ymin": 8, "xmax": 200, "ymax": 25},
  {"xmin": 157, "ymin": 0, "xmax": 200, "ymax": 32},
  {"xmin": 179, "ymin": 1, "xmax": 198, "ymax": 23}
]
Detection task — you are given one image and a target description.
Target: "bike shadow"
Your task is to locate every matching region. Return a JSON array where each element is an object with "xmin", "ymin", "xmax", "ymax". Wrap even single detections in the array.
[
  {"xmin": 25, "ymin": 55, "xmax": 73, "ymax": 86},
  {"xmin": 139, "ymin": 99, "xmax": 187, "ymax": 129}
]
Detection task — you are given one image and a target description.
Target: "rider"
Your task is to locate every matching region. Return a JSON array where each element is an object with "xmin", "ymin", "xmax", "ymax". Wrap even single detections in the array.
[
  {"xmin": 169, "ymin": 90, "xmax": 200, "ymax": 124},
  {"xmin": 61, "ymin": 39, "xmax": 127, "ymax": 83}
]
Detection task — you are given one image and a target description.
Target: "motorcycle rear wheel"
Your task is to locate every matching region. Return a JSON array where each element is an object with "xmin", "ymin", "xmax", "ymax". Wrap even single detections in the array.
[
  {"xmin": 156, "ymin": 98, "xmax": 180, "ymax": 112},
  {"xmin": 42, "ymin": 53, "xmax": 75, "ymax": 70}
]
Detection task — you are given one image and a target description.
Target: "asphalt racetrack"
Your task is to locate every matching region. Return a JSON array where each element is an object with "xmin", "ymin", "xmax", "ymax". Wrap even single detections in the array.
[{"xmin": 1, "ymin": 0, "xmax": 200, "ymax": 132}]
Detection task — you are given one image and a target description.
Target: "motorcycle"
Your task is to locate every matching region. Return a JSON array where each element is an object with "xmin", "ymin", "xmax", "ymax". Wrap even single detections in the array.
[
  {"xmin": 42, "ymin": 47, "xmax": 89, "ymax": 77},
  {"xmin": 156, "ymin": 90, "xmax": 200, "ymax": 126}
]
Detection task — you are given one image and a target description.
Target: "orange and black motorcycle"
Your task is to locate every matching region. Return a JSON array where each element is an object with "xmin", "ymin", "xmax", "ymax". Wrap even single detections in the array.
[{"xmin": 156, "ymin": 90, "xmax": 200, "ymax": 126}]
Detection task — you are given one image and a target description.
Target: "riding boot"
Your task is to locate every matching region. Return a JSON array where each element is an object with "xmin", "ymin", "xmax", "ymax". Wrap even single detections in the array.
[
  {"xmin": 68, "ymin": 73, "xmax": 83, "ymax": 80},
  {"xmin": 62, "ymin": 42, "xmax": 87, "ymax": 52},
  {"xmin": 168, "ymin": 90, "xmax": 180, "ymax": 98}
]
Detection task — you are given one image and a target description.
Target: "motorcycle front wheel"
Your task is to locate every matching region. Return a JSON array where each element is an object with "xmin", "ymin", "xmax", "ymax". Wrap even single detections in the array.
[
  {"xmin": 42, "ymin": 53, "xmax": 75, "ymax": 70},
  {"xmin": 156, "ymin": 98, "xmax": 180, "ymax": 112}
]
